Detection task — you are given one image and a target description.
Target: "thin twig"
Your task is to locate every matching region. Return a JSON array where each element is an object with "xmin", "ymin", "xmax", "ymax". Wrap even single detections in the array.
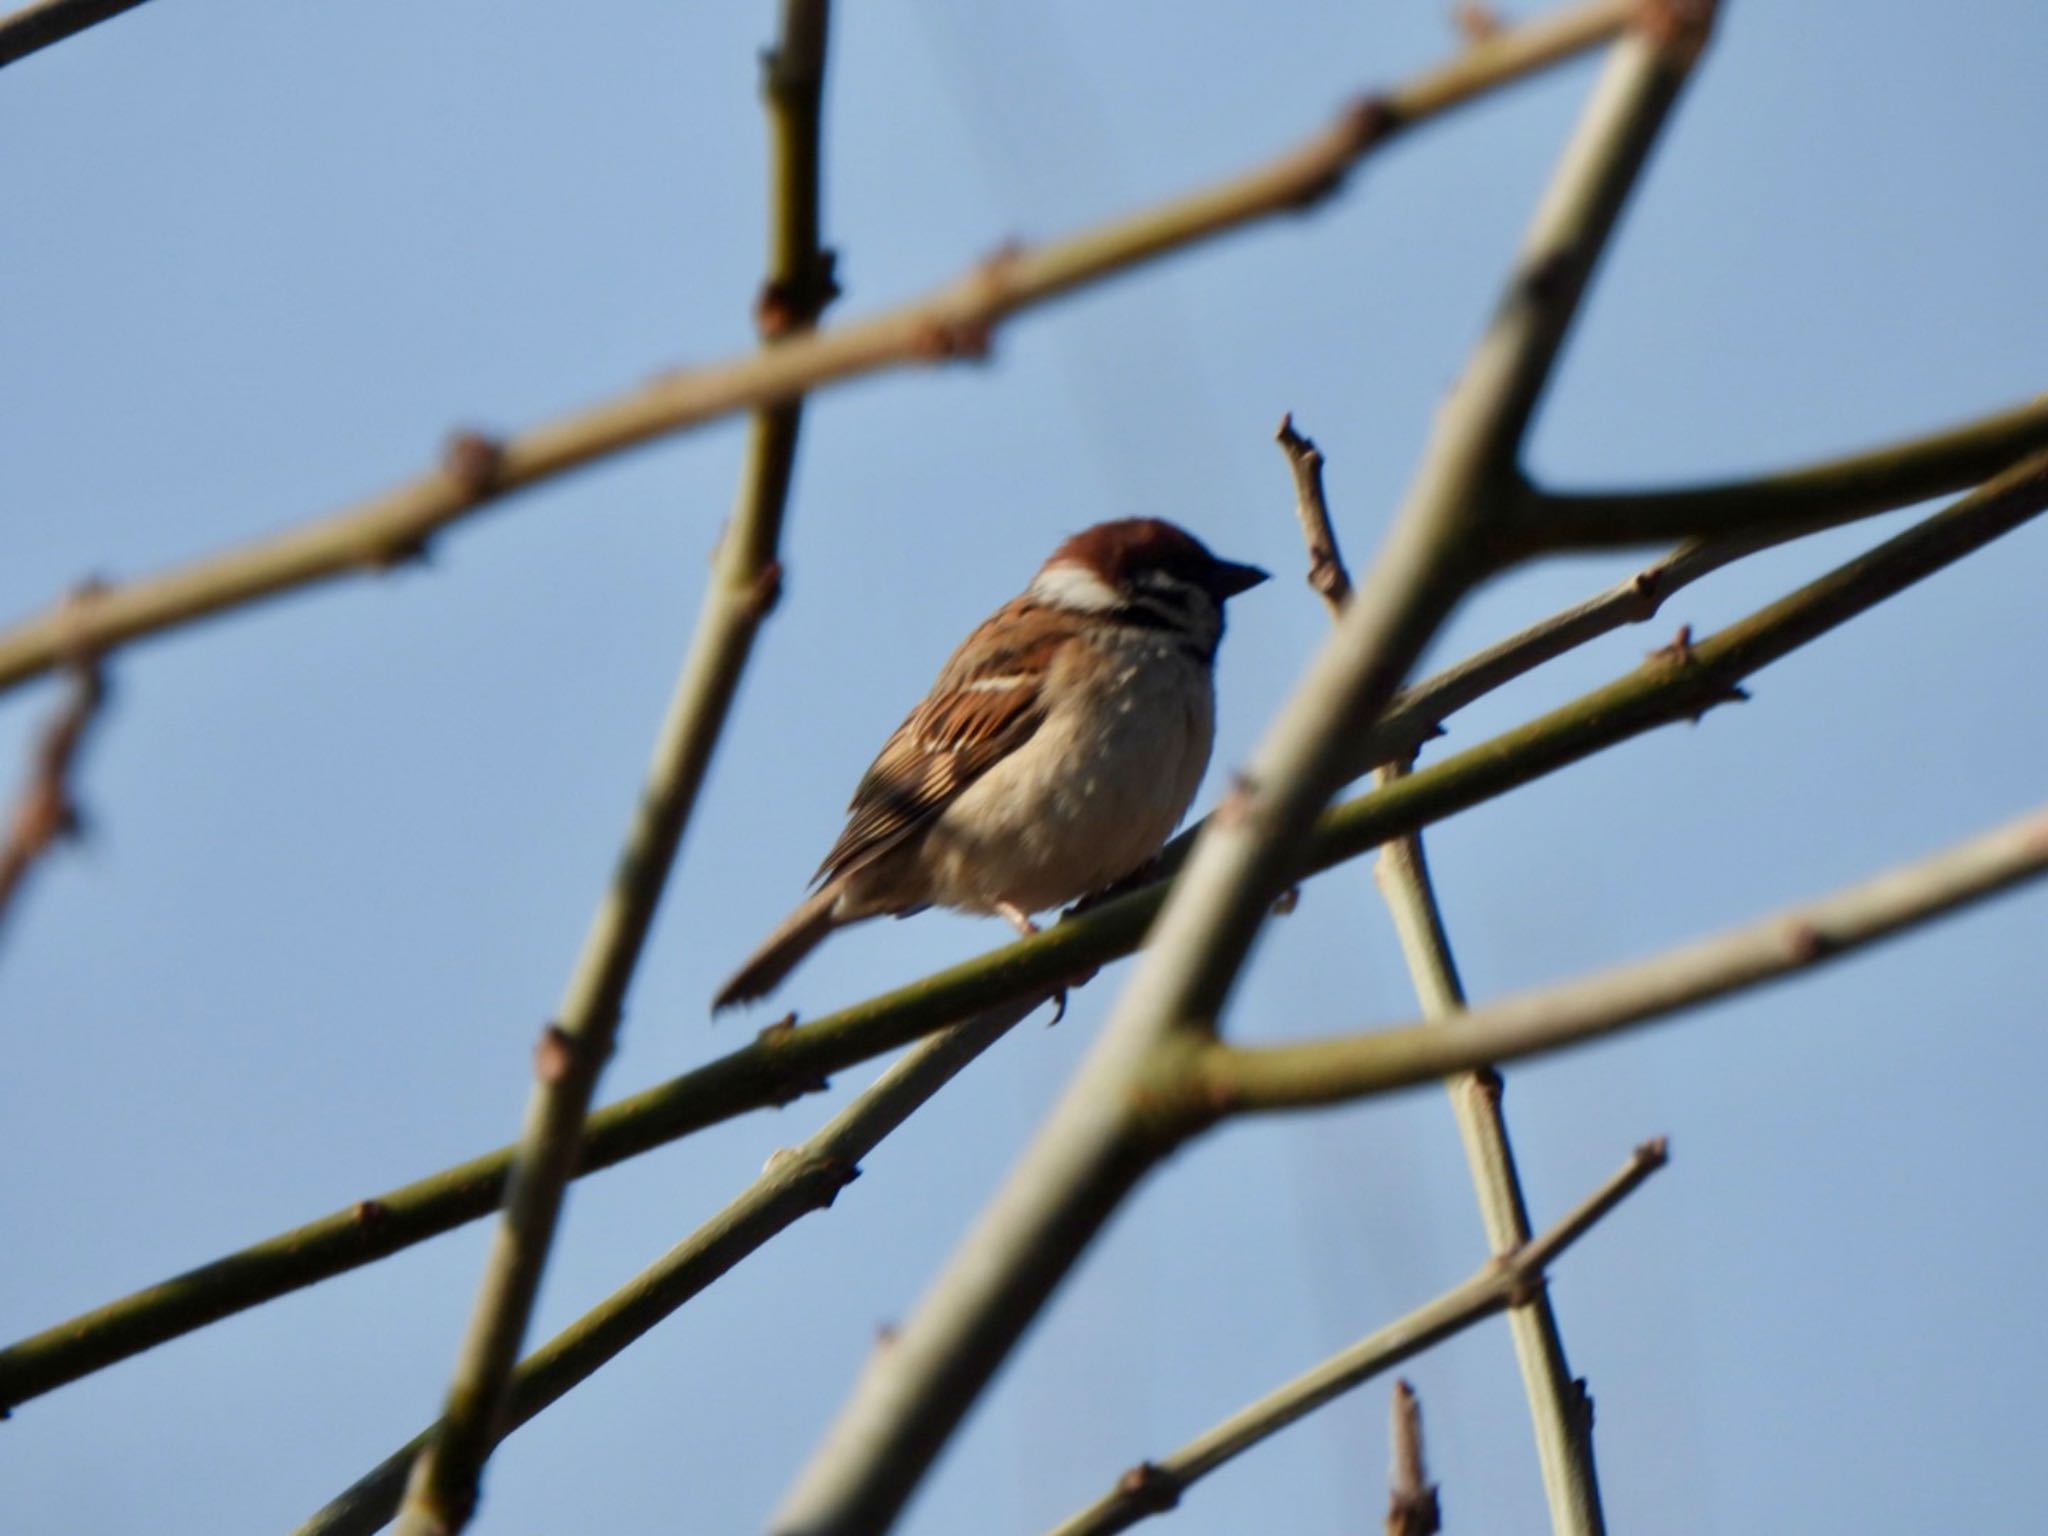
[
  {"xmin": 1276, "ymin": 414, "xmax": 1352, "ymax": 614},
  {"xmin": 0, "ymin": 0, "xmax": 149, "ymax": 67},
  {"xmin": 297, "ymin": 995, "xmax": 1040, "ymax": 1536},
  {"xmin": 0, "ymin": 656, "xmax": 105, "ymax": 946},
  {"xmin": 8, "ymin": 442, "xmax": 2042, "ymax": 1414},
  {"xmin": 1280, "ymin": 416, "xmax": 1606, "ymax": 1534},
  {"xmin": 1385, "ymin": 1381, "xmax": 1442, "ymax": 1536},
  {"xmin": 390, "ymin": 8, "xmax": 838, "ymax": 1530},
  {"xmin": 1376, "ymin": 760, "xmax": 1606, "ymax": 1535},
  {"xmin": 1199, "ymin": 794, "xmax": 2048, "ymax": 1113},
  {"xmin": 0, "ymin": 0, "xmax": 1637, "ymax": 701},
  {"xmin": 773, "ymin": 14, "xmax": 1714, "ymax": 1529},
  {"xmin": 1046, "ymin": 1142, "xmax": 1667, "ymax": 1536}
]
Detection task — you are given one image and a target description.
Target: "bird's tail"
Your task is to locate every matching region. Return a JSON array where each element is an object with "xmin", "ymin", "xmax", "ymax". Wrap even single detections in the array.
[{"xmin": 713, "ymin": 885, "xmax": 843, "ymax": 1011}]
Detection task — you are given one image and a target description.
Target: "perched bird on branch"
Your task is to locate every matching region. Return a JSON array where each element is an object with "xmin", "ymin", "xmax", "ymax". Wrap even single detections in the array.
[{"xmin": 714, "ymin": 518, "xmax": 1267, "ymax": 1009}]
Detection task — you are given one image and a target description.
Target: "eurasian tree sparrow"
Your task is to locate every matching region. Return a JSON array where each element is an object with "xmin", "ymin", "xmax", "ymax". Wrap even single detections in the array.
[{"xmin": 713, "ymin": 517, "xmax": 1267, "ymax": 1009}]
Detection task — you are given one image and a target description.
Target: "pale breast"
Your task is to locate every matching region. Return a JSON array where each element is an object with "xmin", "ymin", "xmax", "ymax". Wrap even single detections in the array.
[{"xmin": 911, "ymin": 628, "xmax": 1216, "ymax": 915}]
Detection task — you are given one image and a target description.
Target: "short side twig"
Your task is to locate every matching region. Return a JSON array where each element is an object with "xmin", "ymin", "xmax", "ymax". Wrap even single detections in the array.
[
  {"xmin": 1046, "ymin": 1143, "xmax": 1667, "ymax": 1536},
  {"xmin": 0, "ymin": 607, "xmax": 107, "ymax": 947},
  {"xmin": 296, "ymin": 995, "xmax": 1039, "ymax": 1536},
  {"xmin": 1385, "ymin": 1380, "xmax": 1442, "ymax": 1536}
]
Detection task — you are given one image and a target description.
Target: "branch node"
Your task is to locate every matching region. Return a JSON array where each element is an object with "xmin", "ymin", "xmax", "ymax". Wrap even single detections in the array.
[
  {"xmin": 1114, "ymin": 1461, "xmax": 1183, "ymax": 1516},
  {"xmin": 443, "ymin": 429, "xmax": 505, "ymax": 502},
  {"xmin": 746, "ymin": 560, "xmax": 786, "ymax": 620},
  {"xmin": 815, "ymin": 1157, "xmax": 862, "ymax": 1209},
  {"xmin": 532, "ymin": 1022, "xmax": 590, "ymax": 1086},
  {"xmin": 1332, "ymin": 95, "xmax": 1401, "ymax": 181},
  {"xmin": 1633, "ymin": 0, "xmax": 1719, "ymax": 61},
  {"xmin": 755, "ymin": 251, "xmax": 842, "ymax": 339},
  {"xmin": 756, "ymin": 1015, "xmax": 833, "ymax": 1106},
  {"xmin": 352, "ymin": 1199, "xmax": 389, "ymax": 1232},
  {"xmin": 1645, "ymin": 622, "xmax": 1697, "ymax": 667},
  {"xmin": 1213, "ymin": 771, "xmax": 1263, "ymax": 830},
  {"xmin": 1451, "ymin": 3, "xmax": 1504, "ymax": 44}
]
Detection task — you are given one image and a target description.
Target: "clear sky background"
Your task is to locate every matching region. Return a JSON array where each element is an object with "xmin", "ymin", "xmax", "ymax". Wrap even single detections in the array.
[{"xmin": 4, "ymin": 2, "xmax": 2046, "ymax": 1532}]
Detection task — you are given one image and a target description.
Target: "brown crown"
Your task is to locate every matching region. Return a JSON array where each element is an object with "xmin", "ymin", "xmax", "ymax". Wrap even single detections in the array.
[{"xmin": 1043, "ymin": 518, "xmax": 1261, "ymax": 596}]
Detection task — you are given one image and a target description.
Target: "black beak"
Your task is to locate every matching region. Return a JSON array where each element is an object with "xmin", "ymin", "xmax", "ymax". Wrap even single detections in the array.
[{"xmin": 1206, "ymin": 558, "xmax": 1270, "ymax": 600}]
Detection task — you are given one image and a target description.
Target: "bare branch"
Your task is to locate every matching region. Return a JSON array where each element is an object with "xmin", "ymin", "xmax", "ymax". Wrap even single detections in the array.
[
  {"xmin": 390, "ymin": 7, "xmax": 840, "ymax": 1529},
  {"xmin": 1385, "ymin": 1381, "xmax": 1442, "ymax": 1536},
  {"xmin": 0, "ymin": 0, "xmax": 150, "ymax": 68},
  {"xmin": 1203, "ymin": 796, "xmax": 2048, "ymax": 1113},
  {"xmin": 1374, "ymin": 761, "xmax": 1605, "ymax": 1535},
  {"xmin": 8, "ymin": 442, "xmax": 2041, "ymax": 1415},
  {"xmin": 0, "ymin": 0, "xmax": 1638, "ymax": 701},
  {"xmin": 1278, "ymin": 419, "xmax": 1606, "ymax": 1534},
  {"xmin": 1046, "ymin": 1143, "xmax": 1667, "ymax": 1536},
  {"xmin": 773, "ymin": 16, "xmax": 1714, "ymax": 1529},
  {"xmin": 297, "ymin": 996, "xmax": 1037, "ymax": 1536}
]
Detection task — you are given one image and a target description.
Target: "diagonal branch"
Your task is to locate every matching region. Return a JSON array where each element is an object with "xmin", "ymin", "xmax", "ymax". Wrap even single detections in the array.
[
  {"xmin": 1280, "ymin": 417, "xmax": 1606, "ymax": 1535},
  {"xmin": 772, "ymin": 13, "xmax": 1715, "ymax": 1530},
  {"xmin": 1197, "ymin": 795, "xmax": 2048, "ymax": 1115},
  {"xmin": 0, "ymin": 0, "xmax": 151, "ymax": 67},
  {"xmin": 389, "ymin": 7, "xmax": 838, "ymax": 1530},
  {"xmin": 6, "ymin": 440, "xmax": 2041, "ymax": 1415},
  {"xmin": 0, "ymin": 0, "xmax": 1645, "ymax": 702},
  {"xmin": 296, "ymin": 994, "xmax": 1040, "ymax": 1536},
  {"xmin": 1045, "ymin": 1142, "xmax": 1668, "ymax": 1536}
]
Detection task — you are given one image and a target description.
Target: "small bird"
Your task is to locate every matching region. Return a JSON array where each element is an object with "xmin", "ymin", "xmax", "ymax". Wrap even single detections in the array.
[{"xmin": 713, "ymin": 517, "xmax": 1268, "ymax": 1010}]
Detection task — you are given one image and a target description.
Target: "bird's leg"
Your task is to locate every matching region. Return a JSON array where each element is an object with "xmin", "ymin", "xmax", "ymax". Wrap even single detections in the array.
[
  {"xmin": 995, "ymin": 901, "xmax": 1087, "ymax": 1026},
  {"xmin": 996, "ymin": 901, "xmax": 1040, "ymax": 938}
]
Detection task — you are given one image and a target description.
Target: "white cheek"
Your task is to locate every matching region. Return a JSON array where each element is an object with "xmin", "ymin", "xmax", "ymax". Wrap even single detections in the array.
[{"xmin": 1029, "ymin": 562, "xmax": 1123, "ymax": 612}]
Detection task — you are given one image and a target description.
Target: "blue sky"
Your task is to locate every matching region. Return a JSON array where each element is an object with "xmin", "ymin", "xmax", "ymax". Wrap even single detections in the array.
[{"xmin": 3, "ymin": 2, "xmax": 2045, "ymax": 1532}]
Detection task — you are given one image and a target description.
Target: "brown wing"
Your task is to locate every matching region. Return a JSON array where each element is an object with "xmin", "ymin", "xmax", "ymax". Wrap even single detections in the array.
[{"xmin": 811, "ymin": 598, "xmax": 1072, "ymax": 887}]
